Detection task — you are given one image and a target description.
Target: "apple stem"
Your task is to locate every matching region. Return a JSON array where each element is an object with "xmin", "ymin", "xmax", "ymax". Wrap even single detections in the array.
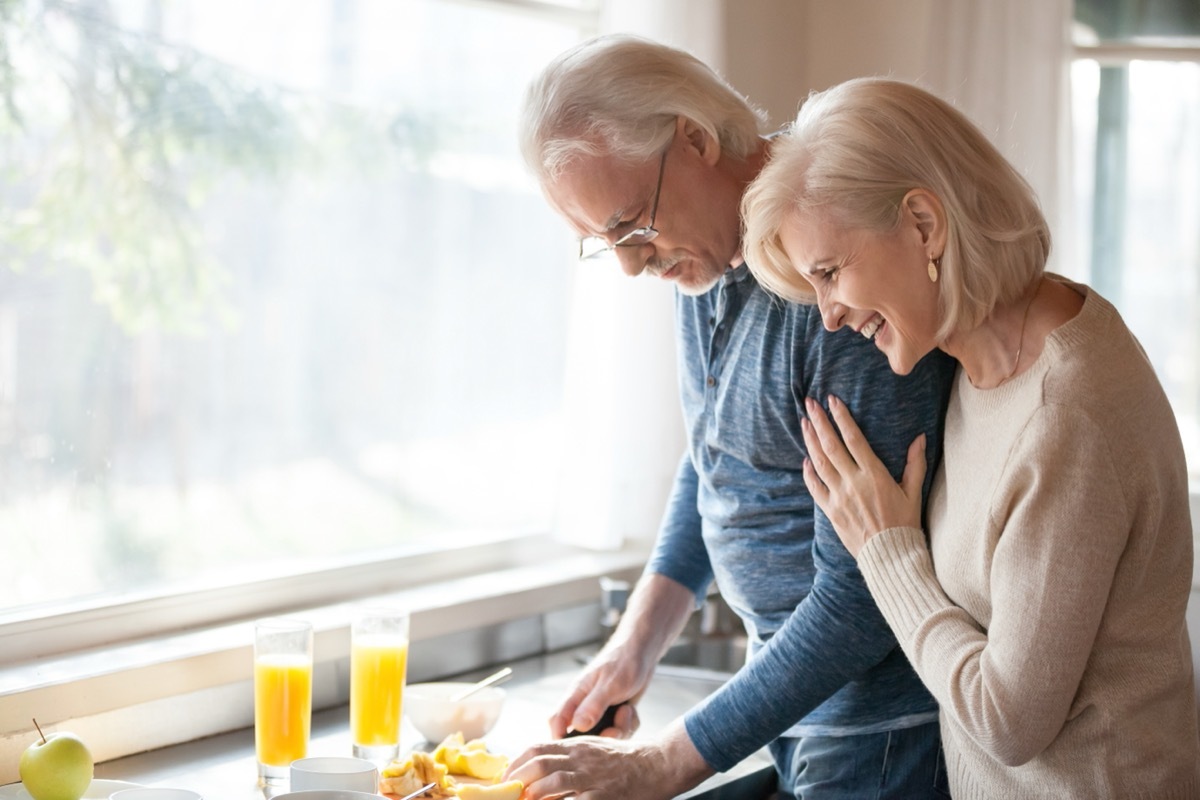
[{"xmin": 32, "ymin": 717, "xmax": 46, "ymax": 745}]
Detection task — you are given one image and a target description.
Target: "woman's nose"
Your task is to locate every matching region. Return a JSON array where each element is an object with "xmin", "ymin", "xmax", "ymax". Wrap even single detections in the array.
[{"xmin": 818, "ymin": 297, "xmax": 846, "ymax": 332}]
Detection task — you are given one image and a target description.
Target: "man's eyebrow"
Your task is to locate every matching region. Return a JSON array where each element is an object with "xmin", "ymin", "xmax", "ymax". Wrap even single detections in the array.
[{"xmin": 602, "ymin": 205, "xmax": 630, "ymax": 232}]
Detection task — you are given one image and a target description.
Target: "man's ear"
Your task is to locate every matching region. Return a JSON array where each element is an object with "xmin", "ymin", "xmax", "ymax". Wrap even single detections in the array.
[
  {"xmin": 902, "ymin": 188, "xmax": 947, "ymax": 253},
  {"xmin": 679, "ymin": 115, "xmax": 721, "ymax": 166}
]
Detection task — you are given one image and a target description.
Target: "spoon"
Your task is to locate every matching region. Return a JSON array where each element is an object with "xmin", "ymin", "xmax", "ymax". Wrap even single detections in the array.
[
  {"xmin": 449, "ymin": 666, "xmax": 513, "ymax": 702},
  {"xmin": 396, "ymin": 782, "xmax": 438, "ymax": 800}
]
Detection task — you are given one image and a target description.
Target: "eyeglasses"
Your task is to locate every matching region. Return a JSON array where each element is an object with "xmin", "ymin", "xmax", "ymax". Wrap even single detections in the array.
[{"xmin": 578, "ymin": 147, "xmax": 668, "ymax": 261}]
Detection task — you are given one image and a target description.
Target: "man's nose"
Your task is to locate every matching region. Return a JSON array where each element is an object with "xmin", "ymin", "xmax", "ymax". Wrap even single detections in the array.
[{"xmin": 613, "ymin": 244, "xmax": 649, "ymax": 278}]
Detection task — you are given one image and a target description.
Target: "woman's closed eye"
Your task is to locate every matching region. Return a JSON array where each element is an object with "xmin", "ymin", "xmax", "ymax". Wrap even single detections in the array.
[{"xmin": 810, "ymin": 265, "xmax": 840, "ymax": 284}]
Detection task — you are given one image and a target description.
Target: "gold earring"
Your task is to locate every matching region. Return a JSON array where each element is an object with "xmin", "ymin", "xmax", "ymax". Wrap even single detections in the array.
[{"xmin": 927, "ymin": 256, "xmax": 939, "ymax": 283}]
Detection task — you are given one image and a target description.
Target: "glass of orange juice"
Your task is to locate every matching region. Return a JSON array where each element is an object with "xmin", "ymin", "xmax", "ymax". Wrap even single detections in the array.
[
  {"xmin": 350, "ymin": 607, "xmax": 410, "ymax": 762},
  {"xmin": 254, "ymin": 617, "xmax": 313, "ymax": 785}
]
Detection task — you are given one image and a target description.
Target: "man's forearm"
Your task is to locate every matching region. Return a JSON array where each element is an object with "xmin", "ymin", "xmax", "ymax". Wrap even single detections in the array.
[
  {"xmin": 654, "ymin": 717, "xmax": 717, "ymax": 796},
  {"xmin": 607, "ymin": 572, "xmax": 697, "ymax": 664}
]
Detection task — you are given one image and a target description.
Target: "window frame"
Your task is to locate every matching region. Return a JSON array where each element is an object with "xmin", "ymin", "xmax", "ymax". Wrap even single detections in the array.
[
  {"xmin": 0, "ymin": 0, "xmax": 625, "ymax": 771},
  {"xmin": 0, "ymin": 537, "xmax": 651, "ymax": 783},
  {"xmin": 1070, "ymin": 31, "xmax": 1200, "ymax": 564},
  {"xmin": 1075, "ymin": 41, "xmax": 1200, "ymax": 62},
  {"xmin": 2, "ymin": 530, "xmax": 559, "ymax": 665},
  {"xmin": 0, "ymin": 0, "xmax": 605, "ymax": 663}
]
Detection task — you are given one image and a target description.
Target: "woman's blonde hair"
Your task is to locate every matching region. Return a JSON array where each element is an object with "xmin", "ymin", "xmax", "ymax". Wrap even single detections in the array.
[
  {"xmin": 519, "ymin": 34, "xmax": 768, "ymax": 181},
  {"xmin": 742, "ymin": 77, "xmax": 1050, "ymax": 340}
]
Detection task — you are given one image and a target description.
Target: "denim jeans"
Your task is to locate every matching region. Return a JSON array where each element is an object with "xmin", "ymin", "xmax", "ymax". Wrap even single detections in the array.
[{"xmin": 768, "ymin": 721, "xmax": 950, "ymax": 800}]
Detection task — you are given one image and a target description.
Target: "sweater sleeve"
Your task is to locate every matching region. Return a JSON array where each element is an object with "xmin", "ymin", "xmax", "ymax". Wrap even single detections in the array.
[
  {"xmin": 645, "ymin": 451, "xmax": 713, "ymax": 604},
  {"xmin": 859, "ymin": 406, "xmax": 1130, "ymax": 767}
]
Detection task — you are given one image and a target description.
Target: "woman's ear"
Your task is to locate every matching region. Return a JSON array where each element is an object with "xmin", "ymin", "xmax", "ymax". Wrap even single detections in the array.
[
  {"xmin": 680, "ymin": 115, "xmax": 721, "ymax": 166},
  {"xmin": 902, "ymin": 189, "xmax": 947, "ymax": 254}
]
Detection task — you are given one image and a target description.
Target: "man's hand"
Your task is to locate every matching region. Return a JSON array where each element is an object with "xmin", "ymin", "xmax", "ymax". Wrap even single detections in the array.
[
  {"xmin": 550, "ymin": 574, "xmax": 697, "ymax": 739},
  {"xmin": 507, "ymin": 719, "xmax": 713, "ymax": 800},
  {"xmin": 549, "ymin": 640, "xmax": 648, "ymax": 739}
]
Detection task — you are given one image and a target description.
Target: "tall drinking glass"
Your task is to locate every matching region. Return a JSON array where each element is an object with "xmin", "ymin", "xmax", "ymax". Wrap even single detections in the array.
[
  {"xmin": 254, "ymin": 618, "xmax": 313, "ymax": 785},
  {"xmin": 350, "ymin": 607, "xmax": 410, "ymax": 762}
]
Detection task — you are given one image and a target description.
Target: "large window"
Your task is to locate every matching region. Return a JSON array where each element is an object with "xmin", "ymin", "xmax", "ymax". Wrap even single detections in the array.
[
  {"xmin": 0, "ymin": 1, "xmax": 593, "ymax": 621},
  {"xmin": 1071, "ymin": 0, "xmax": 1200, "ymax": 482}
]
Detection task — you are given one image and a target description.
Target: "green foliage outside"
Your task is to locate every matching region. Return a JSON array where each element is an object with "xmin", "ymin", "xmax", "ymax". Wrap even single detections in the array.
[
  {"xmin": 0, "ymin": 0, "xmax": 456, "ymax": 611},
  {"xmin": 0, "ymin": 0, "xmax": 432, "ymax": 334}
]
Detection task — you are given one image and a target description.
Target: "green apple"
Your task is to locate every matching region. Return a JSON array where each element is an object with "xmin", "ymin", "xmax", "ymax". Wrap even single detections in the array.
[{"xmin": 18, "ymin": 721, "xmax": 93, "ymax": 800}]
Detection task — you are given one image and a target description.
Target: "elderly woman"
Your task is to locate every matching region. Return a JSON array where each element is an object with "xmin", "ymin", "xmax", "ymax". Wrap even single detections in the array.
[{"xmin": 741, "ymin": 77, "xmax": 1200, "ymax": 798}]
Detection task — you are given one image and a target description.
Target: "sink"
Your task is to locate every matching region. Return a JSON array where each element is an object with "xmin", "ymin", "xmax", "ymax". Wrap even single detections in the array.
[
  {"xmin": 649, "ymin": 590, "xmax": 748, "ymax": 681},
  {"xmin": 680, "ymin": 761, "xmax": 778, "ymax": 800},
  {"xmin": 583, "ymin": 583, "xmax": 774, "ymax": 797},
  {"xmin": 657, "ymin": 634, "xmax": 748, "ymax": 681},
  {"xmin": 593, "ymin": 582, "xmax": 749, "ymax": 682},
  {"xmin": 658, "ymin": 635, "xmax": 781, "ymax": 800},
  {"xmin": 573, "ymin": 635, "xmax": 747, "ymax": 680}
]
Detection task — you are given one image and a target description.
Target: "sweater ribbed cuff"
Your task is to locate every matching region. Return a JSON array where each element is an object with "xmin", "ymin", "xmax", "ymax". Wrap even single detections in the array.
[{"xmin": 857, "ymin": 526, "xmax": 942, "ymax": 643}]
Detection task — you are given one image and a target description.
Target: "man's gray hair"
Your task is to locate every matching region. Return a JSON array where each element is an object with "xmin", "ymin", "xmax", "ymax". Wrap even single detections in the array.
[{"xmin": 519, "ymin": 34, "xmax": 768, "ymax": 182}]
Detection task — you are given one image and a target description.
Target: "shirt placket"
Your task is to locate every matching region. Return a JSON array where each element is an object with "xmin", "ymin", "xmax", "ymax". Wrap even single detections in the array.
[{"xmin": 705, "ymin": 272, "xmax": 744, "ymax": 398}]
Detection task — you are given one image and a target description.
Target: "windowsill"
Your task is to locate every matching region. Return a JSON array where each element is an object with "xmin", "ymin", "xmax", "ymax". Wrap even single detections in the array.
[
  {"xmin": 0, "ymin": 541, "xmax": 650, "ymax": 785},
  {"xmin": 1, "ymin": 494, "xmax": 1195, "ymax": 784}
]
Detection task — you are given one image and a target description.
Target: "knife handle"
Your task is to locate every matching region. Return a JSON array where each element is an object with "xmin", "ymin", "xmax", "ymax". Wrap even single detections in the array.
[{"xmin": 565, "ymin": 703, "xmax": 623, "ymax": 737}]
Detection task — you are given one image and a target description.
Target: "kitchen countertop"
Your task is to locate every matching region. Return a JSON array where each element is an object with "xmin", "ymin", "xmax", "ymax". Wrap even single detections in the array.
[{"xmin": 68, "ymin": 648, "xmax": 776, "ymax": 798}]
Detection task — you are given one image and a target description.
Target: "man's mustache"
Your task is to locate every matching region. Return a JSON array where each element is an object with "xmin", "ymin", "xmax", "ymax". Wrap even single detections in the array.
[{"xmin": 645, "ymin": 255, "xmax": 682, "ymax": 278}]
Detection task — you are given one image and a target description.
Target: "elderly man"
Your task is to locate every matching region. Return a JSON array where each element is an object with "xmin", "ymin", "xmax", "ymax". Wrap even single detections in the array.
[{"xmin": 508, "ymin": 35, "xmax": 956, "ymax": 800}]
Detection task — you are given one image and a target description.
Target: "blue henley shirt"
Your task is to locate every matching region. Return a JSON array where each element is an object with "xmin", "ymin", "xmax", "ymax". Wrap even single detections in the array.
[{"xmin": 647, "ymin": 264, "xmax": 957, "ymax": 772}]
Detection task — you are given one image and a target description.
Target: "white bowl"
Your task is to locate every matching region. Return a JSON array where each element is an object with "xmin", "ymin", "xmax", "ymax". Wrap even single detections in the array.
[
  {"xmin": 405, "ymin": 682, "xmax": 506, "ymax": 742},
  {"xmin": 290, "ymin": 756, "xmax": 378, "ymax": 792}
]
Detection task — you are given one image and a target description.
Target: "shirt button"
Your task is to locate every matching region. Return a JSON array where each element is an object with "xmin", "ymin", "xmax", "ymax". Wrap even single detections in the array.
[{"xmin": 706, "ymin": 376, "xmax": 716, "ymax": 387}]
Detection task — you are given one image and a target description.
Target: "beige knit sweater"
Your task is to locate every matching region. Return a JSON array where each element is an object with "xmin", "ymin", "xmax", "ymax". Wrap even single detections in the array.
[{"xmin": 859, "ymin": 280, "xmax": 1200, "ymax": 799}]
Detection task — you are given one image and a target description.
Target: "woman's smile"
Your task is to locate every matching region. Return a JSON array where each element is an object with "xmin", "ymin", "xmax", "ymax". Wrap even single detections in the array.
[
  {"xmin": 859, "ymin": 313, "xmax": 885, "ymax": 340},
  {"xmin": 777, "ymin": 209, "xmax": 940, "ymax": 375}
]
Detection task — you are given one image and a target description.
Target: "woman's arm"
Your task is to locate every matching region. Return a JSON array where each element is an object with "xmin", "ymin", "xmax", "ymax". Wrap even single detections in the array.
[
  {"xmin": 804, "ymin": 398, "xmax": 1131, "ymax": 765},
  {"xmin": 800, "ymin": 394, "xmax": 927, "ymax": 556}
]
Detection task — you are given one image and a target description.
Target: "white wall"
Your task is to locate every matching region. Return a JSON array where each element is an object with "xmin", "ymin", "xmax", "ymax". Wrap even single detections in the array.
[
  {"xmin": 709, "ymin": 0, "xmax": 1071, "ymax": 266},
  {"xmin": 721, "ymin": 0, "xmax": 934, "ymax": 127}
]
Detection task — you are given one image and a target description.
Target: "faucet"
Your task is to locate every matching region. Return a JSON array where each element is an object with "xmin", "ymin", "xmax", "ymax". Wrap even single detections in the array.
[{"xmin": 598, "ymin": 576, "xmax": 631, "ymax": 640}]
